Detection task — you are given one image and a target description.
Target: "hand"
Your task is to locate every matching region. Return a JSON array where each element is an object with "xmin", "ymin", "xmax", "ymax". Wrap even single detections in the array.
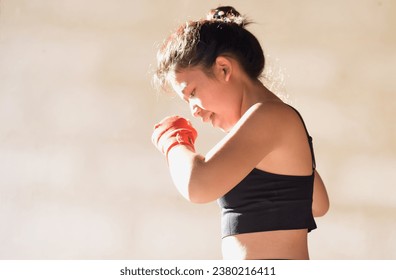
[{"xmin": 152, "ymin": 116, "xmax": 198, "ymax": 158}]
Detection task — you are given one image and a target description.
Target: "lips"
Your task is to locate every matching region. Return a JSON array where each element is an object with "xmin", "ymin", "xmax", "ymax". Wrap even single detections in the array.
[{"xmin": 201, "ymin": 112, "xmax": 212, "ymax": 123}]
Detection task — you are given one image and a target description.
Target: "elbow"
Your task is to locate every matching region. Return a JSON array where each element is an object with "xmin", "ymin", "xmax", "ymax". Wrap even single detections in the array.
[
  {"xmin": 173, "ymin": 181, "xmax": 213, "ymax": 203},
  {"xmin": 186, "ymin": 181, "xmax": 215, "ymax": 204},
  {"xmin": 188, "ymin": 196, "xmax": 210, "ymax": 204},
  {"xmin": 172, "ymin": 155, "xmax": 217, "ymax": 204},
  {"xmin": 188, "ymin": 189, "xmax": 213, "ymax": 204}
]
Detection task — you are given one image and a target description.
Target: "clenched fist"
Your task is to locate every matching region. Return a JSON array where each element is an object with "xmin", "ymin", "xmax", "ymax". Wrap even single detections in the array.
[{"xmin": 152, "ymin": 116, "xmax": 198, "ymax": 158}]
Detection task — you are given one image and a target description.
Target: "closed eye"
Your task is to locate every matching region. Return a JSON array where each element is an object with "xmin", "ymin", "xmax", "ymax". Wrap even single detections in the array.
[
  {"xmin": 189, "ymin": 89, "xmax": 196, "ymax": 98},
  {"xmin": 180, "ymin": 88, "xmax": 196, "ymax": 103}
]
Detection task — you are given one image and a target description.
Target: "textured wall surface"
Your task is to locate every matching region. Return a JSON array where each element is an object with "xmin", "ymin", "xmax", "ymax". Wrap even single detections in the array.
[{"xmin": 0, "ymin": 0, "xmax": 395, "ymax": 259}]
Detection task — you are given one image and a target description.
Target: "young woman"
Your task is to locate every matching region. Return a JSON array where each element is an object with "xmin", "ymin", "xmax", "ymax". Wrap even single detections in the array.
[{"xmin": 151, "ymin": 6, "xmax": 329, "ymax": 260}]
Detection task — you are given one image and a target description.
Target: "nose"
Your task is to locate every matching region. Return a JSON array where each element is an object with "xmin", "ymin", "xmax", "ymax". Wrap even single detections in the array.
[
  {"xmin": 190, "ymin": 103, "xmax": 202, "ymax": 118},
  {"xmin": 190, "ymin": 104, "xmax": 212, "ymax": 123}
]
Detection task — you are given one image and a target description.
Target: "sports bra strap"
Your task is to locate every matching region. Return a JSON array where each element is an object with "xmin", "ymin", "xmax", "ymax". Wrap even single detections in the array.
[{"xmin": 287, "ymin": 105, "xmax": 316, "ymax": 170}]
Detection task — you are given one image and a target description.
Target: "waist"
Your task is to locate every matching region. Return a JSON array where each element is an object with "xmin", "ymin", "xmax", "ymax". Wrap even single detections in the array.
[{"xmin": 222, "ymin": 229, "xmax": 309, "ymax": 260}]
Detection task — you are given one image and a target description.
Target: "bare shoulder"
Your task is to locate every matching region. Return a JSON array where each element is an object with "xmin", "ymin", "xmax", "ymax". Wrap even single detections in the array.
[
  {"xmin": 222, "ymin": 101, "xmax": 298, "ymax": 160},
  {"xmin": 204, "ymin": 101, "xmax": 293, "ymax": 178},
  {"xmin": 258, "ymin": 101, "xmax": 302, "ymax": 122},
  {"xmin": 237, "ymin": 101, "xmax": 300, "ymax": 136}
]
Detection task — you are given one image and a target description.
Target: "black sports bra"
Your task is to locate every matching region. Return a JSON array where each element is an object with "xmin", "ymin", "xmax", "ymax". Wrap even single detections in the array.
[{"xmin": 217, "ymin": 106, "xmax": 317, "ymax": 238}]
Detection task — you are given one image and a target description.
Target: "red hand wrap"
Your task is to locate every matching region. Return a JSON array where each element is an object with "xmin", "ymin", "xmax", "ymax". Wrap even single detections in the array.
[{"xmin": 152, "ymin": 116, "xmax": 198, "ymax": 158}]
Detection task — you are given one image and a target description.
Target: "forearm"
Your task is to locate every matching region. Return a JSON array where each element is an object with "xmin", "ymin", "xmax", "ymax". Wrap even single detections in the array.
[
  {"xmin": 167, "ymin": 145, "xmax": 208, "ymax": 203},
  {"xmin": 152, "ymin": 115, "xmax": 204, "ymax": 201}
]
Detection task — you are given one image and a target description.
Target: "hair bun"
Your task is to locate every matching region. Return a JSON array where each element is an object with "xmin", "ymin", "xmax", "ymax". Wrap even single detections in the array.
[{"xmin": 206, "ymin": 6, "xmax": 246, "ymax": 26}]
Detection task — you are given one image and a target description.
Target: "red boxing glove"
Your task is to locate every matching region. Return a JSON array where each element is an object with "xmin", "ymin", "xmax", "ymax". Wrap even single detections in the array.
[{"xmin": 152, "ymin": 116, "xmax": 198, "ymax": 158}]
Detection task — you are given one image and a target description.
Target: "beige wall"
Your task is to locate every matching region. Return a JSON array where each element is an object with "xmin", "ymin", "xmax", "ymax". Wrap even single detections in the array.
[{"xmin": 0, "ymin": 0, "xmax": 395, "ymax": 259}]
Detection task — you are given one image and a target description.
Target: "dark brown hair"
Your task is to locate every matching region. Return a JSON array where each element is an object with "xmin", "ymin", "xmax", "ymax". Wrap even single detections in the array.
[{"xmin": 154, "ymin": 6, "xmax": 265, "ymax": 91}]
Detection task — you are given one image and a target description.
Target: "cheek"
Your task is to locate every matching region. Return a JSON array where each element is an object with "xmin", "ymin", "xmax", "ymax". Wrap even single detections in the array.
[
  {"xmin": 205, "ymin": 84, "xmax": 235, "ymax": 113},
  {"xmin": 214, "ymin": 95, "xmax": 237, "ymax": 115}
]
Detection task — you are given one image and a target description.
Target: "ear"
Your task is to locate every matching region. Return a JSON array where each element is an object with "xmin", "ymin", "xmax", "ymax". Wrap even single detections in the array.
[{"xmin": 214, "ymin": 56, "xmax": 232, "ymax": 82}]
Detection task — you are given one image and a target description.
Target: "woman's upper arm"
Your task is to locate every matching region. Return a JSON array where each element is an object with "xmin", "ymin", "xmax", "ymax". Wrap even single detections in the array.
[
  {"xmin": 312, "ymin": 170, "xmax": 330, "ymax": 217},
  {"xmin": 168, "ymin": 104, "xmax": 279, "ymax": 203}
]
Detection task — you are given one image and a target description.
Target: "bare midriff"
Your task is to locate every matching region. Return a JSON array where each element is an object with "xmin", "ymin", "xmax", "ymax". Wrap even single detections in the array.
[{"xmin": 221, "ymin": 229, "xmax": 309, "ymax": 260}]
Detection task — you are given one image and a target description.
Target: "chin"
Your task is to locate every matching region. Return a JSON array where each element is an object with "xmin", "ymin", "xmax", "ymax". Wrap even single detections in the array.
[
  {"xmin": 221, "ymin": 119, "xmax": 238, "ymax": 133},
  {"xmin": 219, "ymin": 124, "xmax": 233, "ymax": 133},
  {"xmin": 211, "ymin": 116, "xmax": 233, "ymax": 133}
]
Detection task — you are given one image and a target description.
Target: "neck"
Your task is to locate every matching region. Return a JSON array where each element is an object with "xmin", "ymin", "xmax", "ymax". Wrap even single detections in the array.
[{"xmin": 240, "ymin": 79, "xmax": 280, "ymax": 116}]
